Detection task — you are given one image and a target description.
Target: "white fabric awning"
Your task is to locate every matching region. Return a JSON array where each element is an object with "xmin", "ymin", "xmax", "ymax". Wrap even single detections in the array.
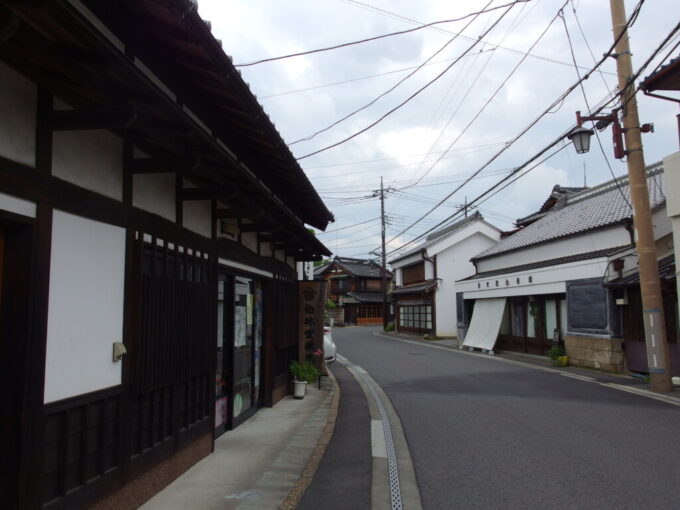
[{"xmin": 462, "ymin": 298, "xmax": 507, "ymax": 350}]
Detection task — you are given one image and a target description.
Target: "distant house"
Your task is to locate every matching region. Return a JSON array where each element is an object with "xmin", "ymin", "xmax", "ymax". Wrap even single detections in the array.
[
  {"xmin": 456, "ymin": 164, "xmax": 677, "ymax": 374},
  {"xmin": 315, "ymin": 256, "xmax": 392, "ymax": 325},
  {"xmin": 389, "ymin": 212, "xmax": 501, "ymax": 336}
]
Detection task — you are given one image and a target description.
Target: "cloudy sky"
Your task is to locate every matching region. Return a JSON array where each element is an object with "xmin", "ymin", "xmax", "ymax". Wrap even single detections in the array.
[{"xmin": 198, "ymin": 0, "xmax": 679, "ymax": 261}]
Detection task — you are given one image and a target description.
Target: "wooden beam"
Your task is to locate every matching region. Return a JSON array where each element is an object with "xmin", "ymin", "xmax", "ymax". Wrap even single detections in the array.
[
  {"xmin": 46, "ymin": 104, "xmax": 138, "ymax": 131},
  {"xmin": 0, "ymin": 6, "xmax": 19, "ymax": 42},
  {"xmin": 179, "ymin": 186, "xmax": 238, "ymax": 201},
  {"xmin": 129, "ymin": 156, "xmax": 201, "ymax": 174},
  {"xmin": 239, "ymin": 223, "xmax": 272, "ymax": 233}
]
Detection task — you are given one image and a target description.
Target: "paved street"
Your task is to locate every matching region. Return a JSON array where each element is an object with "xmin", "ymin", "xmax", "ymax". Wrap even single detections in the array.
[{"xmin": 310, "ymin": 326, "xmax": 680, "ymax": 510}]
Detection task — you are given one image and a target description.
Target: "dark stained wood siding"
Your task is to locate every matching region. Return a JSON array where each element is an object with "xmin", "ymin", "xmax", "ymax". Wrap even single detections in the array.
[{"xmin": 402, "ymin": 262, "xmax": 425, "ymax": 285}]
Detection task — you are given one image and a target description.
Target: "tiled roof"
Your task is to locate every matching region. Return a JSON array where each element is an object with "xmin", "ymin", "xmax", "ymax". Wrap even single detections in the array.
[
  {"xmin": 315, "ymin": 256, "xmax": 391, "ymax": 278},
  {"xmin": 641, "ymin": 55, "xmax": 680, "ymax": 92},
  {"xmin": 346, "ymin": 292, "xmax": 385, "ymax": 303},
  {"xmin": 473, "ymin": 163, "xmax": 665, "ymax": 261},
  {"xmin": 390, "ymin": 211, "xmax": 498, "ymax": 264},
  {"xmin": 391, "ymin": 281, "xmax": 438, "ymax": 296}
]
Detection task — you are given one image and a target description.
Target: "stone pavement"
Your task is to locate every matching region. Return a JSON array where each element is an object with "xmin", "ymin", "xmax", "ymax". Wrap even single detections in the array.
[{"xmin": 141, "ymin": 373, "xmax": 338, "ymax": 510}]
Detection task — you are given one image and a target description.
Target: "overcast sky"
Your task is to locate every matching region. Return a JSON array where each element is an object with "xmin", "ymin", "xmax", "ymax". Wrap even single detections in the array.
[{"xmin": 198, "ymin": 0, "xmax": 679, "ymax": 261}]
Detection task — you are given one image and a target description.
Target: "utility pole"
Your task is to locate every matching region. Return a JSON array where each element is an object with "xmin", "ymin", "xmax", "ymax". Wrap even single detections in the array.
[
  {"xmin": 380, "ymin": 177, "xmax": 388, "ymax": 330},
  {"xmin": 610, "ymin": 0, "xmax": 672, "ymax": 391}
]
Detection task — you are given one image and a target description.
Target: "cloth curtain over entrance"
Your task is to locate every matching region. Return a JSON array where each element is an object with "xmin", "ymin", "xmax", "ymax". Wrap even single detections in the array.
[{"xmin": 463, "ymin": 298, "xmax": 507, "ymax": 350}]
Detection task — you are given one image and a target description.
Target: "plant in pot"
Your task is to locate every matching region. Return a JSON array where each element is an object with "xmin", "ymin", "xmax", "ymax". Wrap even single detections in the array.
[
  {"xmin": 548, "ymin": 343, "xmax": 568, "ymax": 367},
  {"xmin": 289, "ymin": 361, "xmax": 320, "ymax": 399}
]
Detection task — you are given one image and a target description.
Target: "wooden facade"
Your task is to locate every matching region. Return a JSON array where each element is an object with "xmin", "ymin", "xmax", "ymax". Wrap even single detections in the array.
[{"xmin": 0, "ymin": 2, "xmax": 332, "ymax": 510}]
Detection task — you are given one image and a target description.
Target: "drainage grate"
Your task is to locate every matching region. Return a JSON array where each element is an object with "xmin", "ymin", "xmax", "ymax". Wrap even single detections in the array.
[{"xmin": 343, "ymin": 359, "xmax": 402, "ymax": 510}]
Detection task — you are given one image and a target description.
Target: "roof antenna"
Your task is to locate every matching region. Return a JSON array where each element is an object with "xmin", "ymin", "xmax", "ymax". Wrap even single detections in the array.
[{"xmin": 583, "ymin": 161, "xmax": 587, "ymax": 188}]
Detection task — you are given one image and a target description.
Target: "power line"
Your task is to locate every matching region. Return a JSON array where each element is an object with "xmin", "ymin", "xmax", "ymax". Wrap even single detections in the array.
[
  {"xmin": 234, "ymin": 1, "xmax": 530, "ymax": 67},
  {"xmin": 340, "ymin": 0, "xmax": 614, "ymax": 75},
  {"xmin": 289, "ymin": 0, "xmax": 495, "ymax": 145},
  {"xmin": 380, "ymin": 0, "xmax": 644, "ymax": 250},
  {"xmin": 315, "ymin": 216, "xmax": 380, "ymax": 234},
  {"xmin": 296, "ymin": 2, "xmax": 519, "ymax": 160},
  {"xmin": 560, "ymin": 7, "xmax": 632, "ymax": 209},
  {"xmin": 398, "ymin": 0, "xmax": 568, "ymax": 192}
]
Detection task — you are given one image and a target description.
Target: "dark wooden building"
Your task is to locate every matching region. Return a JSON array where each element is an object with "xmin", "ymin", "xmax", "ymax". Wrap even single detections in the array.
[
  {"xmin": 314, "ymin": 256, "xmax": 391, "ymax": 325},
  {"xmin": 0, "ymin": 2, "xmax": 333, "ymax": 510}
]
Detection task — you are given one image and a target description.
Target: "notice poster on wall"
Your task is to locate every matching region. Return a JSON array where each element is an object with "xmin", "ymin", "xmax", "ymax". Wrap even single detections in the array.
[
  {"xmin": 215, "ymin": 397, "xmax": 227, "ymax": 428},
  {"xmin": 255, "ymin": 285, "xmax": 263, "ymax": 348},
  {"xmin": 234, "ymin": 306, "xmax": 247, "ymax": 347}
]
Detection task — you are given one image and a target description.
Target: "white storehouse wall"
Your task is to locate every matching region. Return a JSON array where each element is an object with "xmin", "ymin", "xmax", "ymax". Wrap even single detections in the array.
[
  {"xmin": 44, "ymin": 210, "xmax": 126, "ymax": 403},
  {"xmin": 0, "ymin": 62, "xmax": 36, "ymax": 167},
  {"xmin": 435, "ymin": 231, "xmax": 499, "ymax": 336}
]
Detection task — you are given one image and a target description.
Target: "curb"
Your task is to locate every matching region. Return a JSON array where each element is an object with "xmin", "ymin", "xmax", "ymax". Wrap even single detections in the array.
[{"xmin": 279, "ymin": 366, "xmax": 341, "ymax": 510}]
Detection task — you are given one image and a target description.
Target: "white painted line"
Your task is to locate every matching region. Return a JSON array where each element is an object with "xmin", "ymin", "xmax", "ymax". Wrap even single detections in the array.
[
  {"xmin": 600, "ymin": 383, "xmax": 680, "ymax": 407},
  {"xmin": 371, "ymin": 420, "xmax": 387, "ymax": 458},
  {"xmin": 560, "ymin": 373, "xmax": 597, "ymax": 382}
]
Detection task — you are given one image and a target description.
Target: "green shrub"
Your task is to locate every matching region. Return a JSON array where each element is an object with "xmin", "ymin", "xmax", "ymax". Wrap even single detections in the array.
[
  {"xmin": 325, "ymin": 299, "xmax": 336, "ymax": 309},
  {"xmin": 547, "ymin": 344, "xmax": 566, "ymax": 360},
  {"xmin": 289, "ymin": 360, "xmax": 319, "ymax": 383},
  {"xmin": 384, "ymin": 323, "xmax": 395, "ymax": 332}
]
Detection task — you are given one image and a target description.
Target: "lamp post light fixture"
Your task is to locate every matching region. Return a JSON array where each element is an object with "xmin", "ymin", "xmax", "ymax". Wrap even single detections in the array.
[{"xmin": 567, "ymin": 126, "xmax": 594, "ymax": 154}]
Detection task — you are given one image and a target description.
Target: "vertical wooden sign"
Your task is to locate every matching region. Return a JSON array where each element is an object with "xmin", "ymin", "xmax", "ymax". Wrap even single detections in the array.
[{"xmin": 298, "ymin": 281, "xmax": 327, "ymax": 366}]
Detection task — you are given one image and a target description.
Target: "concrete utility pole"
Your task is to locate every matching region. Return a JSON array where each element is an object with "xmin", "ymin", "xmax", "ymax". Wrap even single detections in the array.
[
  {"xmin": 380, "ymin": 177, "xmax": 388, "ymax": 330},
  {"xmin": 610, "ymin": 0, "xmax": 672, "ymax": 391}
]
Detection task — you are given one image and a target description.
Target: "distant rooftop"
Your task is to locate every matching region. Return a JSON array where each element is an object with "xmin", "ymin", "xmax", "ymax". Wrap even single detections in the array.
[{"xmin": 473, "ymin": 163, "xmax": 665, "ymax": 261}]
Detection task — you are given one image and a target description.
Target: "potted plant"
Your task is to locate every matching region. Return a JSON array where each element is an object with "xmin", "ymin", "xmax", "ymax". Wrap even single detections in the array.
[
  {"xmin": 548, "ymin": 343, "xmax": 568, "ymax": 366},
  {"xmin": 289, "ymin": 360, "xmax": 320, "ymax": 399}
]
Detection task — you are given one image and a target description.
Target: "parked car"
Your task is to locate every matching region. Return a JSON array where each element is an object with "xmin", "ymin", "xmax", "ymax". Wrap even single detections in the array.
[{"xmin": 323, "ymin": 326, "xmax": 336, "ymax": 363}]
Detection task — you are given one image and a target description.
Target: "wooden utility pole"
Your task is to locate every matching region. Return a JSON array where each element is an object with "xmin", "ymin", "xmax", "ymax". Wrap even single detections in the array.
[
  {"xmin": 610, "ymin": 0, "xmax": 672, "ymax": 391},
  {"xmin": 380, "ymin": 177, "xmax": 388, "ymax": 330}
]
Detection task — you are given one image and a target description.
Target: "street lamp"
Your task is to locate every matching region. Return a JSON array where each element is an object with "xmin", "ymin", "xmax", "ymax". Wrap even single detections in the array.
[{"xmin": 567, "ymin": 126, "xmax": 594, "ymax": 154}]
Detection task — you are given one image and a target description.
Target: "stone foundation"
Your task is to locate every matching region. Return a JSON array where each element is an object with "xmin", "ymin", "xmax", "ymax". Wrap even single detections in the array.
[{"xmin": 564, "ymin": 335, "xmax": 624, "ymax": 372}]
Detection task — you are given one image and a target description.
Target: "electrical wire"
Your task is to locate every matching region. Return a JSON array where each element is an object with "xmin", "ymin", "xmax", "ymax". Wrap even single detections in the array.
[
  {"xmin": 289, "ymin": 0, "xmax": 495, "ymax": 145},
  {"xmin": 315, "ymin": 217, "xmax": 380, "ymax": 234},
  {"xmin": 340, "ymin": 0, "xmax": 613, "ymax": 75},
  {"xmin": 380, "ymin": 0, "xmax": 645, "ymax": 250},
  {"xmin": 560, "ymin": 8, "xmax": 632, "ymax": 208},
  {"xmin": 296, "ymin": 2, "xmax": 519, "ymax": 160},
  {"xmin": 399, "ymin": 0, "xmax": 569, "ymax": 191},
  {"xmin": 235, "ymin": 1, "xmax": 529, "ymax": 67}
]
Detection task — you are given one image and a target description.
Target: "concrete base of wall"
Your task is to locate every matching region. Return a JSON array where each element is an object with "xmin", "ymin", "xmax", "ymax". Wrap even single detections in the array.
[
  {"xmin": 89, "ymin": 433, "xmax": 212, "ymax": 510},
  {"xmin": 565, "ymin": 335, "xmax": 624, "ymax": 372}
]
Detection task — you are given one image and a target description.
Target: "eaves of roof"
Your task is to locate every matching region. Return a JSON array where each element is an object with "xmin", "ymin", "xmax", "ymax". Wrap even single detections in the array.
[
  {"xmin": 391, "ymin": 281, "xmax": 438, "ymax": 295},
  {"xmin": 77, "ymin": 0, "xmax": 334, "ymax": 232}
]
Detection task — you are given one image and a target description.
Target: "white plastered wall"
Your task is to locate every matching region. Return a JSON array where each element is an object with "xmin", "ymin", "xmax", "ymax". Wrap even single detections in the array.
[
  {"xmin": 0, "ymin": 62, "xmax": 36, "ymax": 167},
  {"xmin": 664, "ymin": 151, "xmax": 680, "ymax": 327},
  {"xmin": 476, "ymin": 225, "xmax": 630, "ymax": 273},
  {"xmin": 241, "ymin": 232, "xmax": 258, "ymax": 253},
  {"xmin": 44, "ymin": 210, "xmax": 126, "ymax": 403},
  {"xmin": 52, "ymin": 120, "xmax": 123, "ymax": 201},
  {"xmin": 133, "ymin": 172, "xmax": 176, "ymax": 222},
  {"xmin": 183, "ymin": 200, "xmax": 211, "ymax": 238},
  {"xmin": 435, "ymin": 232, "xmax": 499, "ymax": 336}
]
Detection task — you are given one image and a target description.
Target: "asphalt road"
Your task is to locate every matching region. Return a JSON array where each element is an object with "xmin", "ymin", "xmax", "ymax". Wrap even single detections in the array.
[{"xmin": 329, "ymin": 326, "xmax": 680, "ymax": 510}]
